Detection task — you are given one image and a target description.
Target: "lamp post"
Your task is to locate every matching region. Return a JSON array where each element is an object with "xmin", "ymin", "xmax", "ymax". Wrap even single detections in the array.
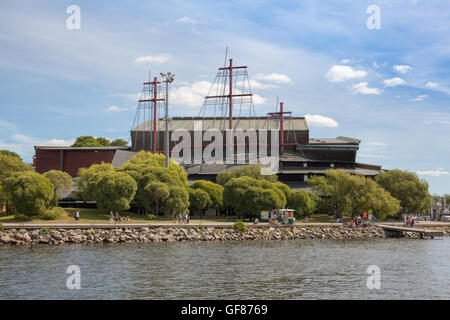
[{"xmin": 160, "ymin": 72, "xmax": 175, "ymax": 168}]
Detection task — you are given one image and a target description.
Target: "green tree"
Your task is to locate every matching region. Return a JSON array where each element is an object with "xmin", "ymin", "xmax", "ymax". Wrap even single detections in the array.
[
  {"xmin": 144, "ymin": 181, "xmax": 170, "ymax": 215},
  {"xmin": 72, "ymin": 136, "xmax": 103, "ymax": 147},
  {"xmin": 288, "ymin": 190, "xmax": 317, "ymax": 218},
  {"xmin": 310, "ymin": 170, "xmax": 400, "ymax": 220},
  {"xmin": 166, "ymin": 186, "xmax": 190, "ymax": 215},
  {"xmin": 92, "ymin": 171, "xmax": 137, "ymax": 211},
  {"xmin": 4, "ymin": 171, "xmax": 54, "ymax": 220},
  {"xmin": 188, "ymin": 188, "xmax": 211, "ymax": 216},
  {"xmin": 118, "ymin": 151, "xmax": 189, "ymax": 216},
  {"xmin": 74, "ymin": 162, "xmax": 114, "ymax": 201},
  {"xmin": 223, "ymin": 176, "xmax": 286, "ymax": 218},
  {"xmin": 274, "ymin": 182, "xmax": 291, "ymax": 205},
  {"xmin": 216, "ymin": 164, "xmax": 277, "ymax": 186},
  {"xmin": 110, "ymin": 139, "xmax": 128, "ymax": 146},
  {"xmin": 0, "ymin": 150, "xmax": 21, "ymax": 159},
  {"xmin": 96, "ymin": 137, "xmax": 111, "ymax": 146},
  {"xmin": 43, "ymin": 170, "xmax": 73, "ymax": 206},
  {"xmin": 0, "ymin": 153, "xmax": 30, "ymax": 214},
  {"xmin": 375, "ymin": 169, "xmax": 429, "ymax": 217},
  {"xmin": 190, "ymin": 180, "xmax": 223, "ymax": 210}
]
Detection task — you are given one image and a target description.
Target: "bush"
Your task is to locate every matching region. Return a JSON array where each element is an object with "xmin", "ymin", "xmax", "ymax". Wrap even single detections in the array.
[
  {"xmin": 232, "ymin": 220, "xmax": 248, "ymax": 232},
  {"xmin": 40, "ymin": 207, "xmax": 65, "ymax": 220},
  {"xmin": 0, "ymin": 223, "xmax": 3, "ymax": 231}
]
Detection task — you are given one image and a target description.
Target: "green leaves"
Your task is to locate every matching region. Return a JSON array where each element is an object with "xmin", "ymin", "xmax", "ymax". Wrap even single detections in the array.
[
  {"xmin": 92, "ymin": 171, "xmax": 137, "ymax": 211},
  {"xmin": 288, "ymin": 190, "xmax": 317, "ymax": 218},
  {"xmin": 310, "ymin": 169, "xmax": 401, "ymax": 219},
  {"xmin": 375, "ymin": 169, "xmax": 429, "ymax": 217},
  {"xmin": 190, "ymin": 180, "xmax": 224, "ymax": 209},
  {"xmin": 188, "ymin": 188, "xmax": 211, "ymax": 215},
  {"xmin": 4, "ymin": 171, "xmax": 54, "ymax": 220},
  {"xmin": 223, "ymin": 176, "xmax": 286, "ymax": 217},
  {"xmin": 216, "ymin": 164, "xmax": 277, "ymax": 186},
  {"xmin": 71, "ymin": 136, "xmax": 128, "ymax": 147}
]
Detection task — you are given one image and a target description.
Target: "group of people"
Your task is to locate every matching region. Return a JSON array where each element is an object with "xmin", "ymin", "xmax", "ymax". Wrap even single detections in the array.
[
  {"xmin": 404, "ymin": 216, "xmax": 415, "ymax": 227},
  {"xmin": 109, "ymin": 211, "xmax": 130, "ymax": 224},
  {"xmin": 172, "ymin": 212, "xmax": 190, "ymax": 224},
  {"xmin": 354, "ymin": 213, "xmax": 376, "ymax": 226}
]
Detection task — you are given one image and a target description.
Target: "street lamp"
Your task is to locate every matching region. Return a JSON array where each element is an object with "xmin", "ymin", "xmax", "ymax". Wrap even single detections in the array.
[{"xmin": 160, "ymin": 72, "xmax": 175, "ymax": 168}]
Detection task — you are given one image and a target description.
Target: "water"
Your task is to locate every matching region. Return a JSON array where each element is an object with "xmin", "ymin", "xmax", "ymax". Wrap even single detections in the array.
[{"xmin": 0, "ymin": 238, "xmax": 449, "ymax": 299}]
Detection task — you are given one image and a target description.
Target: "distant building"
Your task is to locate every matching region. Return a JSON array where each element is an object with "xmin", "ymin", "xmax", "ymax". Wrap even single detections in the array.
[{"xmin": 33, "ymin": 57, "xmax": 383, "ymax": 189}]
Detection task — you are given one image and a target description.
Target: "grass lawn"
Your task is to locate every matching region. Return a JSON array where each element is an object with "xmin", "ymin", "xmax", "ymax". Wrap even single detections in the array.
[
  {"xmin": 0, "ymin": 208, "xmax": 164, "ymax": 224},
  {"xmin": 0, "ymin": 208, "xmax": 243, "ymax": 224}
]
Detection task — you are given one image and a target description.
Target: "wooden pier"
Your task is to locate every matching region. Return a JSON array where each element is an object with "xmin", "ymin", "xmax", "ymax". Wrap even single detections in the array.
[{"xmin": 379, "ymin": 224, "xmax": 444, "ymax": 239}]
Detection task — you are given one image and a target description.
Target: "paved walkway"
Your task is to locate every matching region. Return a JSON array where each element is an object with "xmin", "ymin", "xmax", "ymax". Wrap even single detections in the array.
[{"xmin": 2, "ymin": 221, "xmax": 449, "ymax": 229}]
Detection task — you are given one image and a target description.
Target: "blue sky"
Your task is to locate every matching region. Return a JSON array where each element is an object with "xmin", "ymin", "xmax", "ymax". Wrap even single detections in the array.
[{"xmin": 0, "ymin": 0, "xmax": 449, "ymax": 194}]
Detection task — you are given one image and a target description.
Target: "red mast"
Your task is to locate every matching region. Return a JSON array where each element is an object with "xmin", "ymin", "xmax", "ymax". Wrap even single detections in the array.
[
  {"xmin": 205, "ymin": 58, "xmax": 252, "ymax": 147},
  {"xmin": 267, "ymin": 101, "xmax": 292, "ymax": 152},
  {"xmin": 139, "ymin": 77, "xmax": 164, "ymax": 153}
]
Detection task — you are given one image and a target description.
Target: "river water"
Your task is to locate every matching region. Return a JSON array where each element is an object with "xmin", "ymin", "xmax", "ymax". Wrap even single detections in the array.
[{"xmin": 0, "ymin": 238, "xmax": 448, "ymax": 299}]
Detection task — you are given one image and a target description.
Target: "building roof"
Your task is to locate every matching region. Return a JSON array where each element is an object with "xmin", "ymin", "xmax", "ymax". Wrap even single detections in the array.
[
  {"xmin": 111, "ymin": 150, "xmax": 137, "ymax": 168},
  {"xmin": 309, "ymin": 136, "xmax": 360, "ymax": 145},
  {"xmin": 131, "ymin": 116, "xmax": 308, "ymax": 132},
  {"xmin": 34, "ymin": 146, "xmax": 131, "ymax": 151}
]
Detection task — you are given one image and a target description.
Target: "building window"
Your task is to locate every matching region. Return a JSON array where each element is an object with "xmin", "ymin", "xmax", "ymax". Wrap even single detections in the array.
[
  {"xmin": 330, "ymin": 163, "xmax": 334, "ymax": 168},
  {"xmin": 303, "ymin": 162, "xmax": 307, "ymax": 167},
  {"xmin": 304, "ymin": 174, "xmax": 308, "ymax": 181}
]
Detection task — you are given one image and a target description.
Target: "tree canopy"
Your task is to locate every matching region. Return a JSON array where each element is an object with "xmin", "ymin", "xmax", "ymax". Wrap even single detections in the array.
[
  {"xmin": 92, "ymin": 171, "xmax": 137, "ymax": 211},
  {"xmin": 144, "ymin": 181, "xmax": 170, "ymax": 215},
  {"xmin": 71, "ymin": 136, "xmax": 128, "ymax": 147},
  {"xmin": 43, "ymin": 170, "xmax": 73, "ymax": 203},
  {"xmin": 309, "ymin": 170, "xmax": 401, "ymax": 219},
  {"xmin": 4, "ymin": 171, "xmax": 54, "ymax": 220},
  {"xmin": 375, "ymin": 169, "xmax": 429, "ymax": 216},
  {"xmin": 117, "ymin": 151, "xmax": 188, "ymax": 215},
  {"xmin": 190, "ymin": 180, "xmax": 223, "ymax": 209},
  {"xmin": 0, "ymin": 152, "xmax": 31, "ymax": 214},
  {"xmin": 223, "ymin": 176, "xmax": 286, "ymax": 217},
  {"xmin": 188, "ymin": 188, "xmax": 211, "ymax": 215},
  {"xmin": 74, "ymin": 162, "xmax": 115, "ymax": 201},
  {"xmin": 288, "ymin": 190, "xmax": 318, "ymax": 218},
  {"xmin": 216, "ymin": 164, "xmax": 277, "ymax": 186}
]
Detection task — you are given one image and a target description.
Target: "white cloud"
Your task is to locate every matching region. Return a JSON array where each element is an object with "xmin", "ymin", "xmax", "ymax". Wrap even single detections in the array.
[
  {"xmin": 341, "ymin": 59, "xmax": 353, "ymax": 64},
  {"xmin": 254, "ymin": 73, "xmax": 292, "ymax": 84},
  {"xmin": 170, "ymin": 81, "xmax": 266, "ymax": 107},
  {"xmin": 426, "ymin": 81, "xmax": 439, "ymax": 88},
  {"xmin": 304, "ymin": 114, "xmax": 339, "ymax": 128},
  {"xmin": 410, "ymin": 94, "xmax": 428, "ymax": 102},
  {"xmin": 170, "ymin": 81, "xmax": 212, "ymax": 107},
  {"xmin": 384, "ymin": 77, "xmax": 406, "ymax": 87},
  {"xmin": 105, "ymin": 105, "xmax": 129, "ymax": 112},
  {"xmin": 42, "ymin": 138, "xmax": 75, "ymax": 146},
  {"xmin": 393, "ymin": 65, "xmax": 412, "ymax": 74},
  {"xmin": 236, "ymin": 79, "xmax": 278, "ymax": 90},
  {"xmin": 325, "ymin": 65, "xmax": 367, "ymax": 82},
  {"xmin": 176, "ymin": 17, "xmax": 201, "ymax": 24},
  {"xmin": 134, "ymin": 54, "xmax": 170, "ymax": 64},
  {"xmin": 416, "ymin": 170, "xmax": 450, "ymax": 177},
  {"xmin": 351, "ymin": 82, "xmax": 382, "ymax": 95}
]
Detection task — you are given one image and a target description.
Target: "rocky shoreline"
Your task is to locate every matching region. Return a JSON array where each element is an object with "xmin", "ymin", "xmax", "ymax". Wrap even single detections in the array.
[{"xmin": 0, "ymin": 225, "xmax": 448, "ymax": 246}]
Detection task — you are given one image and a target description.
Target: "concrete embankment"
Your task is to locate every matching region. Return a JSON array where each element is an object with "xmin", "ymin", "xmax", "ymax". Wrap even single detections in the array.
[{"xmin": 0, "ymin": 225, "xmax": 448, "ymax": 245}]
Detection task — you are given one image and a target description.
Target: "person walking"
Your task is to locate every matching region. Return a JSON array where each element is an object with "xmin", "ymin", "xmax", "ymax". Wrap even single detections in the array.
[
  {"xmin": 186, "ymin": 212, "xmax": 190, "ymax": 224},
  {"xmin": 75, "ymin": 210, "xmax": 80, "ymax": 223},
  {"xmin": 115, "ymin": 211, "xmax": 121, "ymax": 224},
  {"xmin": 109, "ymin": 211, "xmax": 114, "ymax": 224}
]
